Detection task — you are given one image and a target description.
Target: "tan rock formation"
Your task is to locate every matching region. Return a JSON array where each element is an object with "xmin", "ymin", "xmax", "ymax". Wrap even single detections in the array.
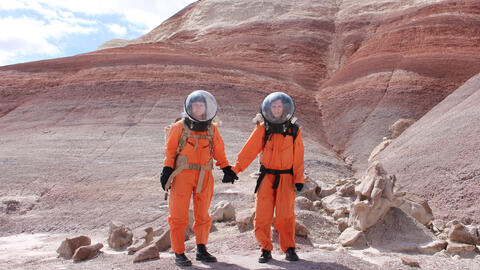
[
  {"xmin": 348, "ymin": 162, "xmax": 404, "ymax": 231},
  {"xmin": 377, "ymin": 73, "xmax": 480, "ymax": 223}
]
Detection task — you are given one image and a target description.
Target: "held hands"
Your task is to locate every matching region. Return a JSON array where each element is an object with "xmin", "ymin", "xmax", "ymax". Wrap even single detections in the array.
[
  {"xmin": 222, "ymin": 166, "xmax": 238, "ymax": 184},
  {"xmin": 295, "ymin": 183, "xmax": 304, "ymax": 192},
  {"xmin": 160, "ymin": 166, "xmax": 174, "ymax": 190}
]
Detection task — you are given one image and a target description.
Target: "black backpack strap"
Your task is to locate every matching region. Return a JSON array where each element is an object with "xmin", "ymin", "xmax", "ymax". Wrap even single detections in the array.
[{"xmin": 264, "ymin": 122, "xmax": 299, "ymax": 146}]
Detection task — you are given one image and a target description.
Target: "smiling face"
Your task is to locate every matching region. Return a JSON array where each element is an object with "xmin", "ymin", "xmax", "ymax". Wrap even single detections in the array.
[
  {"xmin": 191, "ymin": 101, "xmax": 206, "ymax": 120},
  {"xmin": 270, "ymin": 99, "xmax": 283, "ymax": 119}
]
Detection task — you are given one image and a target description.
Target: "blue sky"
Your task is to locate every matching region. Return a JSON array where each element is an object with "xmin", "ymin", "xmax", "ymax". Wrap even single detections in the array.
[{"xmin": 0, "ymin": 0, "xmax": 197, "ymax": 66}]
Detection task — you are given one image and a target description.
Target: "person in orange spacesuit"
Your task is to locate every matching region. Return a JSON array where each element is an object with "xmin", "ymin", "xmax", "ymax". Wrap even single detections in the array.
[
  {"xmin": 160, "ymin": 90, "xmax": 238, "ymax": 266},
  {"xmin": 223, "ymin": 92, "xmax": 304, "ymax": 263}
]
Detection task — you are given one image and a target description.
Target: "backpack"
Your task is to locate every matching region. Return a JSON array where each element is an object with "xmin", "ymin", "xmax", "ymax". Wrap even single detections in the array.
[
  {"xmin": 164, "ymin": 117, "xmax": 220, "ymax": 157},
  {"xmin": 252, "ymin": 113, "xmax": 300, "ymax": 147}
]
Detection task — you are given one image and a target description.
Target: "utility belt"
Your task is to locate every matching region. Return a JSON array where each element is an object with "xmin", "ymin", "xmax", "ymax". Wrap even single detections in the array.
[
  {"xmin": 164, "ymin": 155, "xmax": 213, "ymax": 199},
  {"xmin": 254, "ymin": 165, "xmax": 293, "ymax": 193}
]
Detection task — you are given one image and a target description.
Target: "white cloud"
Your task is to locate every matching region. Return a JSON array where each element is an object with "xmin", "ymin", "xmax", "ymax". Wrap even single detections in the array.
[
  {"xmin": 27, "ymin": 0, "xmax": 197, "ymax": 31},
  {"xmin": 0, "ymin": 16, "xmax": 62, "ymax": 56},
  {"xmin": 106, "ymin": 23, "xmax": 127, "ymax": 36},
  {"xmin": 0, "ymin": 0, "xmax": 197, "ymax": 65}
]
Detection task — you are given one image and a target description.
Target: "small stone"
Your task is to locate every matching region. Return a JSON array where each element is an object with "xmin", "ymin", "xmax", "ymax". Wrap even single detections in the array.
[
  {"xmin": 401, "ymin": 256, "xmax": 420, "ymax": 267},
  {"xmin": 337, "ymin": 219, "xmax": 348, "ymax": 232}
]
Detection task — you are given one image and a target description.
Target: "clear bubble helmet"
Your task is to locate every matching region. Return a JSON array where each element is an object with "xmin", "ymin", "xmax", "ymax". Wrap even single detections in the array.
[
  {"xmin": 261, "ymin": 92, "xmax": 295, "ymax": 124},
  {"xmin": 184, "ymin": 90, "xmax": 218, "ymax": 122}
]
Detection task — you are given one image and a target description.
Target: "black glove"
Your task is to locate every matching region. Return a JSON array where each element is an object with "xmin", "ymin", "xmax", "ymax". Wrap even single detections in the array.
[
  {"xmin": 295, "ymin": 183, "xmax": 304, "ymax": 192},
  {"xmin": 222, "ymin": 166, "xmax": 238, "ymax": 184},
  {"xmin": 160, "ymin": 167, "xmax": 174, "ymax": 190}
]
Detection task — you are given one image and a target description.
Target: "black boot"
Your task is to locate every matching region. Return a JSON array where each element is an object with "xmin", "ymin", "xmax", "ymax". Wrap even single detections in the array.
[
  {"xmin": 285, "ymin": 247, "xmax": 299, "ymax": 261},
  {"xmin": 258, "ymin": 249, "xmax": 272, "ymax": 263},
  {"xmin": 175, "ymin": 253, "xmax": 192, "ymax": 266},
  {"xmin": 196, "ymin": 244, "xmax": 217, "ymax": 262}
]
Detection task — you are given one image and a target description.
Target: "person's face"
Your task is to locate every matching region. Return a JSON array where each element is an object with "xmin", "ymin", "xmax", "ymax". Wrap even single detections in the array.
[
  {"xmin": 191, "ymin": 101, "xmax": 206, "ymax": 119},
  {"xmin": 270, "ymin": 99, "xmax": 283, "ymax": 119}
]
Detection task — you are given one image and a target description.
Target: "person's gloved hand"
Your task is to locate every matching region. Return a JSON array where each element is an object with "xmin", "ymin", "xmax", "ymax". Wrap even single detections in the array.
[
  {"xmin": 160, "ymin": 166, "xmax": 174, "ymax": 190},
  {"xmin": 295, "ymin": 183, "xmax": 304, "ymax": 192},
  {"xmin": 222, "ymin": 166, "xmax": 238, "ymax": 184}
]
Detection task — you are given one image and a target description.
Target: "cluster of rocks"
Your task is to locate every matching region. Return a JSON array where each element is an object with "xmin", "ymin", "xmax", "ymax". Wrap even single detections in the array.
[
  {"xmin": 1, "ymin": 196, "xmax": 38, "ymax": 215},
  {"xmin": 56, "ymin": 236, "xmax": 103, "ymax": 262},
  {"xmin": 325, "ymin": 161, "xmax": 479, "ymax": 258},
  {"xmin": 56, "ymin": 201, "xmax": 252, "ymax": 263}
]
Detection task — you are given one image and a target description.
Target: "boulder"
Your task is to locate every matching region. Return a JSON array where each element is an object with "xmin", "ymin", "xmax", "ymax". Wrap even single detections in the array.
[
  {"xmin": 338, "ymin": 227, "xmax": 364, "ymax": 247},
  {"xmin": 332, "ymin": 208, "xmax": 349, "ymax": 220},
  {"xmin": 127, "ymin": 227, "xmax": 154, "ymax": 254},
  {"xmin": 416, "ymin": 240, "xmax": 448, "ymax": 254},
  {"xmin": 398, "ymin": 194, "xmax": 434, "ymax": 226},
  {"xmin": 401, "ymin": 256, "xmax": 420, "ymax": 267},
  {"xmin": 57, "ymin": 236, "xmax": 91, "ymax": 259},
  {"xmin": 448, "ymin": 223, "xmax": 480, "ymax": 245},
  {"xmin": 319, "ymin": 185, "xmax": 336, "ymax": 198},
  {"xmin": 133, "ymin": 244, "xmax": 159, "ymax": 263},
  {"xmin": 236, "ymin": 209, "xmax": 255, "ymax": 232},
  {"xmin": 297, "ymin": 180, "xmax": 321, "ymax": 201},
  {"xmin": 295, "ymin": 221, "xmax": 309, "ymax": 237},
  {"xmin": 337, "ymin": 183, "xmax": 355, "ymax": 197},
  {"xmin": 4, "ymin": 200, "xmax": 20, "ymax": 214},
  {"xmin": 295, "ymin": 196, "xmax": 314, "ymax": 211},
  {"xmin": 364, "ymin": 208, "xmax": 435, "ymax": 252},
  {"xmin": 446, "ymin": 241, "xmax": 478, "ymax": 254},
  {"xmin": 72, "ymin": 243, "xmax": 103, "ymax": 262},
  {"xmin": 389, "ymin": 118, "xmax": 415, "ymax": 138},
  {"xmin": 107, "ymin": 221, "xmax": 133, "ymax": 250},
  {"xmin": 368, "ymin": 139, "xmax": 392, "ymax": 162},
  {"xmin": 337, "ymin": 218, "xmax": 349, "ymax": 233},
  {"xmin": 154, "ymin": 230, "xmax": 171, "ymax": 252},
  {"xmin": 321, "ymin": 195, "xmax": 352, "ymax": 214},
  {"xmin": 211, "ymin": 201, "xmax": 235, "ymax": 222}
]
